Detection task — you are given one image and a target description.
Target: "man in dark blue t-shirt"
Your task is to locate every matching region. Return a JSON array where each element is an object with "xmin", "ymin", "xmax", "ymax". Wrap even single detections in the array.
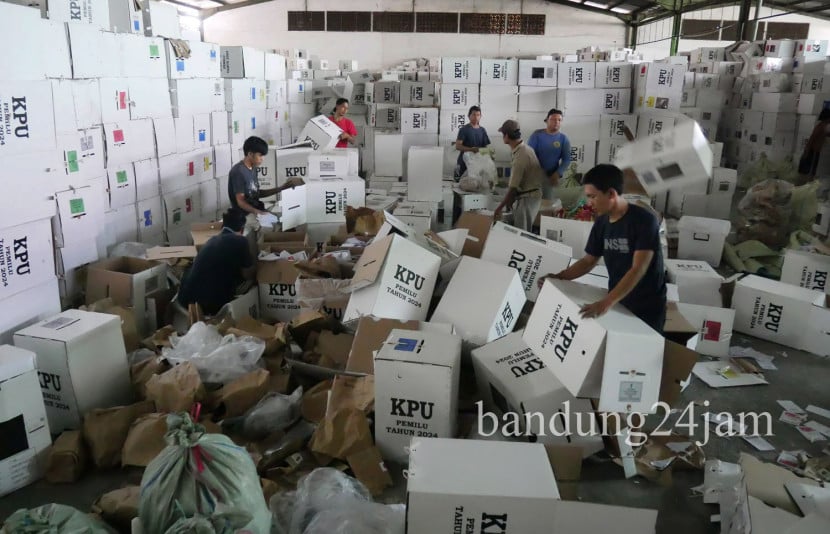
[
  {"xmin": 177, "ymin": 210, "xmax": 255, "ymax": 316},
  {"xmin": 539, "ymin": 164, "xmax": 667, "ymax": 333},
  {"xmin": 455, "ymin": 105, "xmax": 491, "ymax": 178}
]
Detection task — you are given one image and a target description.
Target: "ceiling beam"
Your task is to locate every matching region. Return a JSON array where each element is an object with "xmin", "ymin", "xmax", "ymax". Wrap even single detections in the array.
[
  {"xmin": 543, "ymin": 0, "xmax": 629, "ymax": 20},
  {"xmin": 202, "ymin": 0, "xmax": 274, "ymax": 18}
]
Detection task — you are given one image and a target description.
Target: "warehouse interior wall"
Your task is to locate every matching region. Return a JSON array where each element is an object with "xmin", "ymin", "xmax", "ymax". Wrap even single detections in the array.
[
  {"xmin": 636, "ymin": 5, "xmax": 830, "ymax": 60},
  {"xmin": 202, "ymin": 0, "xmax": 627, "ymax": 70}
]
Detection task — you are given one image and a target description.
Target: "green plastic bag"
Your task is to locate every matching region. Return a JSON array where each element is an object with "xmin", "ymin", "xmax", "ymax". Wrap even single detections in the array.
[
  {"xmin": 2, "ymin": 504, "xmax": 116, "ymax": 534},
  {"xmin": 163, "ymin": 506, "xmax": 252, "ymax": 534},
  {"xmin": 789, "ymin": 181, "xmax": 819, "ymax": 234},
  {"xmin": 139, "ymin": 412, "xmax": 270, "ymax": 534}
]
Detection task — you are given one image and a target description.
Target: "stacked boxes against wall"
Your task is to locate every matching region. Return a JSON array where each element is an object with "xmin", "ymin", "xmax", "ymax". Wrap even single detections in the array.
[{"xmin": 717, "ymin": 39, "xmax": 830, "ymax": 173}]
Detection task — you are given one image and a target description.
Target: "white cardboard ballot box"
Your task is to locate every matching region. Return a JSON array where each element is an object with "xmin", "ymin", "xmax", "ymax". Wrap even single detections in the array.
[
  {"xmin": 440, "ymin": 57, "xmax": 481, "ymax": 83},
  {"xmin": 471, "ymin": 331, "xmax": 604, "ymax": 456},
  {"xmin": 481, "ymin": 222, "xmax": 573, "ymax": 302},
  {"xmin": 677, "ymin": 216, "xmax": 731, "ymax": 267},
  {"xmin": 406, "ymin": 438, "xmax": 560, "ymax": 532},
  {"xmin": 374, "ymin": 329, "xmax": 461, "ymax": 463},
  {"xmin": 523, "ymin": 279, "xmax": 664, "ymax": 414},
  {"xmin": 780, "ymin": 249, "xmax": 830, "ymax": 293},
  {"xmin": 672, "ymin": 303, "xmax": 735, "ymax": 358},
  {"xmin": 665, "ymin": 259, "xmax": 725, "ymax": 307},
  {"xmin": 0, "ymin": 219, "xmax": 56, "ymax": 304},
  {"xmin": 614, "ymin": 121, "xmax": 713, "ymax": 196},
  {"xmin": 431, "ymin": 257, "xmax": 525, "ymax": 346},
  {"xmin": 732, "ymin": 274, "xmax": 829, "ymax": 353},
  {"xmin": 344, "ymin": 235, "xmax": 442, "ymax": 322},
  {"xmin": 14, "ymin": 310, "xmax": 131, "ymax": 434},
  {"xmin": 257, "ymin": 259, "xmax": 301, "ymax": 323},
  {"xmin": 539, "ymin": 216, "xmax": 595, "ymax": 260},
  {"xmin": 279, "ymin": 178, "xmax": 365, "ymax": 229},
  {"xmin": 0, "ymin": 345, "xmax": 51, "ymax": 498},
  {"xmin": 297, "ymin": 115, "xmax": 342, "ymax": 152}
]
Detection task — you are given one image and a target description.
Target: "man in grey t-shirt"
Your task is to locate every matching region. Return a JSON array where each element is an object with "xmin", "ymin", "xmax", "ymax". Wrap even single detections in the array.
[{"xmin": 228, "ymin": 136, "xmax": 303, "ymax": 253}]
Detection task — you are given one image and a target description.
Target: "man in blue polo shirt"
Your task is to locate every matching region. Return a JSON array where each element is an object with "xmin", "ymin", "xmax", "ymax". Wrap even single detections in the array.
[{"xmin": 527, "ymin": 108, "xmax": 572, "ymax": 200}]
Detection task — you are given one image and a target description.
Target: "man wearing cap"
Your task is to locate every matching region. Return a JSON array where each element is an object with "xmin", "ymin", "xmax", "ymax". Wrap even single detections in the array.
[
  {"xmin": 527, "ymin": 109, "xmax": 572, "ymax": 199},
  {"xmin": 493, "ymin": 120, "xmax": 545, "ymax": 231}
]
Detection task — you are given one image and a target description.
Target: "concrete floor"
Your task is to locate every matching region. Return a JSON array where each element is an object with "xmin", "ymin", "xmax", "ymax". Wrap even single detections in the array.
[{"xmin": 1, "ymin": 332, "xmax": 828, "ymax": 533}]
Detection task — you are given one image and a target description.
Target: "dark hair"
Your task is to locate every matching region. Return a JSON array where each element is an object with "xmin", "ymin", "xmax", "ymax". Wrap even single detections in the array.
[
  {"xmin": 468, "ymin": 105, "xmax": 481, "ymax": 117},
  {"xmin": 242, "ymin": 136, "xmax": 268, "ymax": 157},
  {"xmin": 546, "ymin": 108, "xmax": 563, "ymax": 120},
  {"xmin": 506, "ymin": 129, "xmax": 521, "ymax": 140},
  {"xmin": 819, "ymin": 108, "xmax": 830, "ymax": 121},
  {"xmin": 335, "ymin": 98, "xmax": 349, "ymax": 107},
  {"xmin": 582, "ymin": 164, "xmax": 624, "ymax": 195},
  {"xmin": 222, "ymin": 210, "xmax": 246, "ymax": 232}
]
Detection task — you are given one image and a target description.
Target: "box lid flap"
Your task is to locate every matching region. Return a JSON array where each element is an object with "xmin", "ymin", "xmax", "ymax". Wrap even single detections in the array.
[
  {"xmin": 348, "ymin": 235, "xmax": 394, "ymax": 291},
  {"xmin": 257, "ymin": 259, "xmax": 300, "ymax": 284}
]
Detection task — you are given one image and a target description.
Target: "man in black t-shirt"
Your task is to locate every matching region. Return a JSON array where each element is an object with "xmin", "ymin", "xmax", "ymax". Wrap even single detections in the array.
[
  {"xmin": 228, "ymin": 136, "xmax": 304, "ymax": 224},
  {"xmin": 177, "ymin": 210, "xmax": 256, "ymax": 316},
  {"xmin": 539, "ymin": 164, "xmax": 667, "ymax": 334}
]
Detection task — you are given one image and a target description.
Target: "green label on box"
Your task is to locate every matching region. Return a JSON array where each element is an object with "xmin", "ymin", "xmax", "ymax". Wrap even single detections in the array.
[
  {"xmin": 117, "ymin": 170, "xmax": 128, "ymax": 184},
  {"xmin": 150, "ymin": 44, "xmax": 160, "ymax": 57},
  {"xmin": 233, "ymin": 121, "xmax": 240, "ymax": 134},
  {"xmin": 67, "ymin": 150, "xmax": 79, "ymax": 173},
  {"xmin": 173, "ymin": 209, "xmax": 182, "ymax": 223},
  {"xmin": 69, "ymin": 198, "xmax": 85, "ymax": 215}
]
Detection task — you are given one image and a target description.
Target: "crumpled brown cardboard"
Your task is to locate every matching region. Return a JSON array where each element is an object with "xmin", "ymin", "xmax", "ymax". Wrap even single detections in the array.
[
  {"xmin": 288, "ymin": 310, "xmax": 341, "ymax": 347},
  {"xmin": 91, "ymin": 486, "xmax": 139, "ymax": 532},
  {"xmin": 82, "ymin": 400, "xmax": 155, "ymax": 469},
  {"xmin": 142, "ymin": 325, "xmax": 177, "ymax": 352},
  {"xmin": 144, "ymin": 361, "xmax": 206, "ymax": 413},
  {"xmin": 130, "ymin": 356, "xmax": 171, "ymax": 400},
  {"xmin": 309, "ymin": 407, "xmax": 373, "ymax": 460},
  {"xmin": 81, "ymin": 298, "xmax": 141, "ymax": 352},
  {"xmin": 44, "ymin": 430, "xmax": 88, "ymax": 483},
  {"xmin": 301, "ymin": 380, "xmax": 333, "ymax": 423},
  {"xmin": 121, "ymin": 413, "xmax": 168, "ymax": 467},
  {"xmin": 227, "ymin": 316, "xmax": 287, "ymax": 357},
  {"xmin": 326, "ymin": 375, "xmax": 375, "ymax": 418},
  {"xmin": 294, "ymin": 256, "xmax": 343, "ymax": 279},
  {"xmin": 314, "ymin": 331, "xmax": 354, "ymax": 369},
  {"xmin": 261, "ymin": 478, "xmax": 280, "ymax": 504},
  {"xmin": 211, "ymin": 368, "xmax": 271, "ymax": 419},
  {"xmin": 347, "ymin": 446, "xmax": 393, "ymax": 497}
]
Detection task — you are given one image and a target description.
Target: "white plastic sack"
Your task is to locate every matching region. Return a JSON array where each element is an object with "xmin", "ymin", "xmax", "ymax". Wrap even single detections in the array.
[
  {"xmin": 162, "ymin": 322, "xmax": 265, "ymax": 385},
  {"xmin": 302, "ymin": 500, "xmax": 406, "ymax": 534},
  {"xmin": 461, "ymin": 152, "xmax": 497, "ymax": 190},
  {"xmin": 286, "ymin": 468, "xmax": 372, "ymax": 534}
]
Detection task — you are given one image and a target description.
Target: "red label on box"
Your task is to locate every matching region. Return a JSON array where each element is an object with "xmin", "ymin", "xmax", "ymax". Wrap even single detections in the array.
[
  {"xmin": 188, "ymin": 161, "xmax": 194, "ymax": 176},
  {"xmin": 702, "ymin": 320, "xmax": 722, "ymax": 342},
  {"xmin": 118, "ymin": 91, "xmax": 127, "ymax": 110},
  {"xmin": 186, "ymin": 198, "xmax": 193, "ymax": 212},
  {"xmin": 112, "ymin": 130, "xmax": 125, "ymax": 143}
]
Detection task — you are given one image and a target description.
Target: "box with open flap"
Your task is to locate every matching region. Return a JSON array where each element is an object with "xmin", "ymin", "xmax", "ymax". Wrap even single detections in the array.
[
  {"xmin": 523, "ymin": 279, "xmax": 696, "ymax": 414},
  {"xmin": 257, "ymin": 259, "xmax": 301, "ymax": 322},
  {"xmin": 343, "ymin": 234, "xmax": 442, "ymax": 323},
  {"xmin": 471, "ymin": 331, "xmax": 604, "ymax": 457},
  {"xmin": 85, "ymin": 257, "xmax": 168, "ymax": 335}
]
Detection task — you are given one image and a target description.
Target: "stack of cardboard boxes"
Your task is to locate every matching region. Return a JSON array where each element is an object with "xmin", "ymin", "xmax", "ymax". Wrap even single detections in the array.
[{"xmin": 718, "ymin": 39, "xmax": 830, "ymax": 172}]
